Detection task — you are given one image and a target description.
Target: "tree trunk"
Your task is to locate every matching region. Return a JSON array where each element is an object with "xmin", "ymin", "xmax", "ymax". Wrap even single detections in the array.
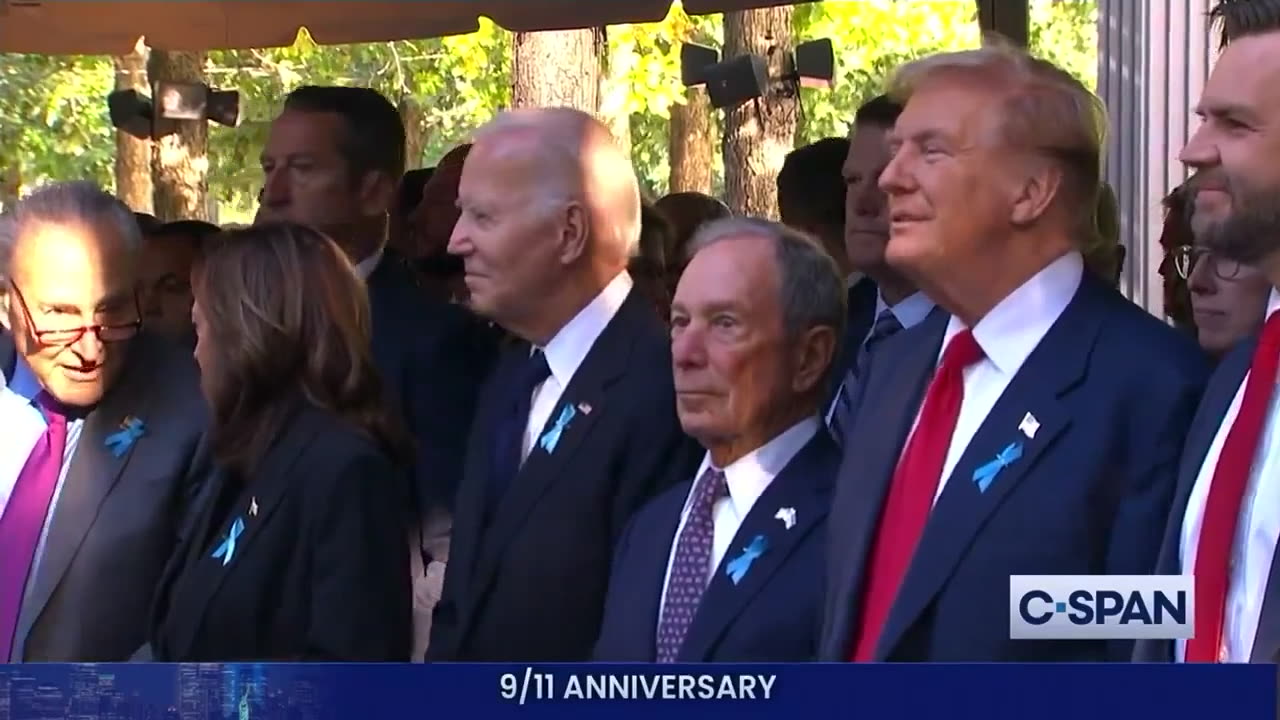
[
  {"xmin": 722, "ymin": 7, "xmax": 797, "ymax": 218},
  {"xmin": 147, "ymin": 49, "xmax": 209, "ymax": 221},
  {"xmin": 113, "ymin": 44, "xmax": 153, "ymax": 213},
  {"xmin": 600, "ymin": 28, "xmax": 632, "ymax": 158},
  {"xmin": 668, "ymin": 89, "xmax": 714, "ymax": 194},
  {"xmin": 511, "ymin": 28, "xmax": 606, "ymax": 114},
  {"xmin": 0, "ymin": 166, "xmax": 20, "ymax": 212},
  {"xmin": 400, "ymin": 98, "xmax": 426, "ymax": 170}
]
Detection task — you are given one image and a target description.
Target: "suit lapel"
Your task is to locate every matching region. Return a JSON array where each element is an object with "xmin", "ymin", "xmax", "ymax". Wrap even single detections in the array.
[
  {"xmin": 473, "ymin": 292, "xmax": 644, "ymax": 592},
  {"xmin": 678, "ymin": 433, "xmax": 835, "ymax": 660},
  {"xmin": 828, "ymin": 309, "xmax": 948, "ymax": 635},
  {"xmin": 20, "ymin": 344, "xmax": 160, "ymax": 642},
  {"xmin": 165, "ymin": 411, "xmax": 317, "ymax": 660},
  {"xmin": 876, "ymin": 280, "xmax": 1101, "ymax": 658},
  {"xmin": 631, "ymin": 489, "xmax": 686, "ymax": 662}
]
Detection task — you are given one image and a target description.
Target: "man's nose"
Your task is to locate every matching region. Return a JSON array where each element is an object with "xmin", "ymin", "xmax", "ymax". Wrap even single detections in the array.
[{"xmin": 71, "ymin": 330, "xmax": 104, "ymax": 364}]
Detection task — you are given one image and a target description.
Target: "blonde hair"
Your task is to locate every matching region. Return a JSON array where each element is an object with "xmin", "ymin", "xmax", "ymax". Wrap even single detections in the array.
[{"xmin": 887, "ymin": 41, "xmax": 1108, "ymax": 226}]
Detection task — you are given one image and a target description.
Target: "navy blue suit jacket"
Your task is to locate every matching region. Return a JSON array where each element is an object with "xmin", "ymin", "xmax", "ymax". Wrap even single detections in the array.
[
  {"xmin": 428, "ymin": 288, "xmax": 701, "ymax": 661},
  {"xmin": 824, "ymin": 278, "xmax": 878, "ymax": 409},
  {"xmin": 1132, "ymin": 340, "xmax": 1280, "ymax": 663},
  {"xmin": 819, "ymin": 274, "xmax": 1208, "ymax": 662},
  {"xmin": 366, "ymin": 251, "xmax": 497, "ymax": 517},
  {"xmin": 593, "ymin": 431, "xmax": 838, "ymax": 662}
]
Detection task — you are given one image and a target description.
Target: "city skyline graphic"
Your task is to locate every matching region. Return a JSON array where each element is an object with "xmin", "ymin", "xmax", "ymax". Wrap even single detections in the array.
[{"xmin": 0, "ymin": 664, "xmax": 332, "ymax": 720}]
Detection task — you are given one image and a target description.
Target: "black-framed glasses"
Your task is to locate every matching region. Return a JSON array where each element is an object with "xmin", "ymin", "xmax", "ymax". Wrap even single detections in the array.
[
  {"xmin": 1171, "ymin": 244, "xmax": 1243, "ymax": 281},
  {"xmin": 8, "ymin": 282, "xmax": 142, "ymax": 347}
]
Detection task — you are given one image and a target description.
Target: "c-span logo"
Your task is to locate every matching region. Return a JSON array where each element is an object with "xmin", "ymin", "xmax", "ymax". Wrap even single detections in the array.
[{"xmin": 1010, "ymin": 575, "xmax": 1194, "ymax": 640}]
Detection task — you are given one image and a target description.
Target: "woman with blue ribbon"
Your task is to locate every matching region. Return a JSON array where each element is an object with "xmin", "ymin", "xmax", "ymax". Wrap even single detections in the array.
[{"xmin": 149, "ymin": 223, "xmax": 415, "ymax": 661}]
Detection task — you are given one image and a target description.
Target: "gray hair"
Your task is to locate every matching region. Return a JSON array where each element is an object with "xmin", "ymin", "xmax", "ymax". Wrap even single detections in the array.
[
  {"xmin": 472, "ymin": 107, "xmax": 642, "ymax": 258},
  {"xmin": 0, "ymin": 181, "xmax": 142, "ymax": 284},
  {"xmin": 686, "ymin": 216, "xmax": 847, "ymax": 383}
]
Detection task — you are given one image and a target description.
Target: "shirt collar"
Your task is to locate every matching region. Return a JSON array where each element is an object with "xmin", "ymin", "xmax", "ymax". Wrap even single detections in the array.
[
  {"xmin": 874, "ymin": 290, "xmax": 935, "ymax": 330},
  {"xmin": 1267, "ymin": 288, "xmax": 1280, "ymax": 319},
  {"xmin": 693, "ymin": 417, "xmax": 820, "ymax": 519},
  {"xmin": 941, "ymin": 251, "xmax": 1083, "ymax": 376},
  {"xmin": 354, "ymin": 246, "xmax": 386, "ymax": 281},
  {"xmin": 9, "ymin": 353, "xmax": 41, "ymax": 402},
  {"xmin": 539, "ymin": 270, "xmax": 634, "ymax": 386}
]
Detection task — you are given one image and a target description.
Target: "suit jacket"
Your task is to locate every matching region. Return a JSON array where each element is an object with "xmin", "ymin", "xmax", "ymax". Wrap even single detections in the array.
[
  {"xmin": 428, "ymin": 288, "xmax": 701, "ymax": 661},
  {"xmin": 593, "ymin": 431, "xmax": 838, "ymax": 662},
  {"xmin": 1133, "ymin": 340, "xmax": 1273, "ymax": 662},
  {"xmin": 819, "ymin": 274, "xmax": 1208, "ymax": 662},
  {"xmin": 150, "ymin": 403, "xmax": 412, "ymax": 661},
  {"xmin": 825, "ymin": 277, "xmax": 879, "ymax": 409},
  {"xmin": 1, "ymin": 331, "xmax": 211, "ymax": 662},
  {"xmin": 367, "ymin": 251, "xmax": 497, "ymax": 517}
]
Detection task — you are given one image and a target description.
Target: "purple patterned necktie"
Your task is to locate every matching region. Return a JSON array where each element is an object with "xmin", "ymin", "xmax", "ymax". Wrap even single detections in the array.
[
  {"xmin": 655, "ymin": 466, "xmax": 727, "ymax": 663},
  {"xmin": 0, "ymin": 392, "xmax": 68, "ymax": 660}
]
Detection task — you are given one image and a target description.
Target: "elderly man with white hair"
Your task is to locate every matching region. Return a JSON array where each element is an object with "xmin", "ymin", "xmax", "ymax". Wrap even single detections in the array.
[
  {"xmin": 818, "ymin": 43, "xmax": 1208, "ymax": 662},
  {"xmin": 0, "ymin": 181, "xmax": 210, "ymax": 661},
  {"xmin": 429, "ymin": 107, "xmax": 700, "ymax": 662}
]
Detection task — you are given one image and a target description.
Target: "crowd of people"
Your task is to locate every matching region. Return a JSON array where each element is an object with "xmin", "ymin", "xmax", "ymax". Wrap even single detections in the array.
[{"xmin": 1, "ymin": 0, "xmax": 1279, "ymax": 665}]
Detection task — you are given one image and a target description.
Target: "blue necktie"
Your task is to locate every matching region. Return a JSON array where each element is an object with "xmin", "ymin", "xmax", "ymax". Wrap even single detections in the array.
[
  {"xmin": 487, "ymin": 350, "xmax": 551, "ymax": 517},
  {"xmin": 829, "ymin": 309, "xmax": 903, "ymax": 442}
]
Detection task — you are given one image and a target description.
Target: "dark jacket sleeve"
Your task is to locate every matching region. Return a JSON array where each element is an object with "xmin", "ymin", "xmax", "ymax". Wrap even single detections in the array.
[{"xmin": 304, "ymin": 452, "xmax": 413, "ymax": 661}]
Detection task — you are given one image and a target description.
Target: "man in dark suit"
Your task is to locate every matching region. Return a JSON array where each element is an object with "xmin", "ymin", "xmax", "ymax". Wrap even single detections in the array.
[
  {"xmin": 256, "ymin": 86, "xmax": 497, "ymax": 598},
  {"xmin": 818, "ymin": 46, "xmax": 1208, "ymax": 663},
  {"xmin": 429, "ymin": 107, "xmax": 700, "ymax": 662},
  {"xmin": 826, "ymin": 96, "xmax": 934, "ymax": 441},
  {"xmin": 1135, "ymin": 2, "xmax": 1280, "ymax": 665},
  {"xmin": 594, "ymin": 218, "xmax": 843, "ymax": 662},
  {"xmin": 0, "ymin": 181, "xmax": 210, "ymax": 661}
]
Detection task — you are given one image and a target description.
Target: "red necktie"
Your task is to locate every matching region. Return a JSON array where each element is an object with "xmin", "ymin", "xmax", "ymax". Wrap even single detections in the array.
[
  {"xmin": 1186, "ymin": 311, "xmax": 1280, "ymax": 663},
  {"xmin": 850, "ymin": 329, "xmax": 983, "ymax": 661}
]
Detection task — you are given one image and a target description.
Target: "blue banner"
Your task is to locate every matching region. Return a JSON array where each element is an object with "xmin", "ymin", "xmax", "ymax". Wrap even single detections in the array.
[{"xmin": 0, "ymin": 663, "xmax": 1273, "ymax": 719}]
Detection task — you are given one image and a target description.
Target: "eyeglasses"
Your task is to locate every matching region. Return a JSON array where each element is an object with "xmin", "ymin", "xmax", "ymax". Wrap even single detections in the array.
[
  {"xmin": 8, "ymin": 282, "xmax": 142, "ymax": 347},
  {"xmin": 1171, "ymin": 244, "xmax": 1243, "ymax": 281}
]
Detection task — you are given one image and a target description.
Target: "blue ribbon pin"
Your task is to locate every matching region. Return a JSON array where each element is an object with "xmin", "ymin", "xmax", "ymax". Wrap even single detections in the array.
[
  {"xmin": 538, "ymin": 404, "xmax": 577, "ymax": 453},
  {"xmin": 104, "ymin": 416, "xmax": 145, "ymax": 458},
  {"xmin": 725, "ymin": 534, "xmax": 770, "ymax": 585},
  {"xmin": 211, "ymin": 517, "xmax": 246, "ymax": 567},
  {"xmin": 971, "ymin": 441, "xmax": 1023, "ymax": 493}
]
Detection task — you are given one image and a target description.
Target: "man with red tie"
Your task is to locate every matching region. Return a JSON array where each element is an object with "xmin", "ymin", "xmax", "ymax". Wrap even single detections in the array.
[
  {"xmin": 816, "ymin": 43, "xmax": 1208, "ymax": 662},
  {"xmin": 1135, "ymin": 0, "xmax": 1280, "ymax": 665}
]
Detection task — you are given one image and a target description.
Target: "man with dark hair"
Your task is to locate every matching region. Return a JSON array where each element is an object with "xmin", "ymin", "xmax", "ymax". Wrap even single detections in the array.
[
  {"xmin": 826, "ymin": 94, "xmax": 935, "ymax": 443},
  {"xmin": 139, "ymin": 219, "xmax": 219, "ymax": 347},
  {"xmin": 1136, "ymin": 0, "xmax": 1280, "ymax": 665},
  {"xmin": 778, "ymin": 137, "xmax": 851, "ymax": 275},
  {"xmin": 258, "ymin": 86, "xmax": 497, "ymax": 587}
]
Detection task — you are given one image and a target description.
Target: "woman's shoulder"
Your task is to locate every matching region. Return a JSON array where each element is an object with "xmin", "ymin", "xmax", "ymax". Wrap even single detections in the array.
[{"xmin": 287, "ymin": 405, "xmax": 397, "ymax": 473}]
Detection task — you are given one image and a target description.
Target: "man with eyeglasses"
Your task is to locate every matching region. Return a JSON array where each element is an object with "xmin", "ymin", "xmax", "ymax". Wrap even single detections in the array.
[
  {"xmin": 1172, "ymin": 243, "xmax": 1271, "ymax": 361},
  {"xmin": 0, "ymin": 181, "xmax": 210, "ymax": 662}
]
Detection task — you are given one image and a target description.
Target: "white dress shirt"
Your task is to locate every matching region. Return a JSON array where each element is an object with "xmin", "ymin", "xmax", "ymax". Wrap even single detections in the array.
[
  {"xmin": 1177, "ymin": 289, "xmax": 1280, "ymax": 663},
  {"xmin": 521, "ymin": 271, "xmax": 634, "ymax": 461},
  {"xmin": 908, "ymin": 251, "xmax": 1082, "ymax": 503},
  {"xmin": 354, "ymin": 245, "xmax": 386, "ymax": 281},
  {"xmin": 0, "ymin": 356, "xmax": 86, "ymax": 605},
  {"xmin": 658, "ymin": 417, "xmax": 820, "ymax": 616}
]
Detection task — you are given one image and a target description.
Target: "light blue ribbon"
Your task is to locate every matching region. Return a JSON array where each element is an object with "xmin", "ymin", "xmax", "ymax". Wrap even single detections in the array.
[
  {"xmin": 104, "ymin": 417, "xmax": 145, "ymax": 458},
  {"xmin": 972, "ymin": 441, "xmax": 1023, "ymax": 493},
  {"xmin": 211, "ymin": 517, "xmax": 246, "ymax": 567},
  {"xmin": 538, "ymin": 404, "xmax": 577, "ymax": 453},
  {"xmin": 725, "ymin": 534, "xmax": 770, "ymax": 585}
]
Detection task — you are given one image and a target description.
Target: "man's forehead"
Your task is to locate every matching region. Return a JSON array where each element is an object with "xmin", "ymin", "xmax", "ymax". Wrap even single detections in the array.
[
  {"xmin": 265, "ymin": 110, "xmax": 345, "ymax": 153},
  {"xmin": 1204, "ymin": 34, "xmax": 1280, "ymax": 116},
  {"xmin": 12, "ymin": 220, "xmax": 131, "ymax": 274}
]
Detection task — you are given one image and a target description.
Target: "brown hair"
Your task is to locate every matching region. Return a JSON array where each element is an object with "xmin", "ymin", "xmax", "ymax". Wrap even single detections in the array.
[{"xmin": 192, "ymin": 222, "xmax": 412, "ymax": 477}]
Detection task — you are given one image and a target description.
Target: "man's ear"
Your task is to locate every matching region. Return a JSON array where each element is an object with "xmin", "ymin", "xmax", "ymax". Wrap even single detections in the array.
[
  {"xmin": 358, "ymin": 170, "xmax": 398, "ymax": 219},
  {"xmin": 555, "ymin": 201, "xmax": 590, "ymax": 266}
]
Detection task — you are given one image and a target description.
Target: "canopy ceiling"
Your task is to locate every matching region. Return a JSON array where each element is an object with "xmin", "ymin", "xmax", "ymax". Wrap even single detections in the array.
[{"xmin": 0, "ymin": 0, "xmax": 800, "ymax": 55}]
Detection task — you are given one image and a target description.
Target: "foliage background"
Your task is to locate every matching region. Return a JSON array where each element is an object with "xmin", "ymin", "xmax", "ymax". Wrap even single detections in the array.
[{"xmin": 0, "ymin": 0, "xmax": 1097, "ymax": 222}]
